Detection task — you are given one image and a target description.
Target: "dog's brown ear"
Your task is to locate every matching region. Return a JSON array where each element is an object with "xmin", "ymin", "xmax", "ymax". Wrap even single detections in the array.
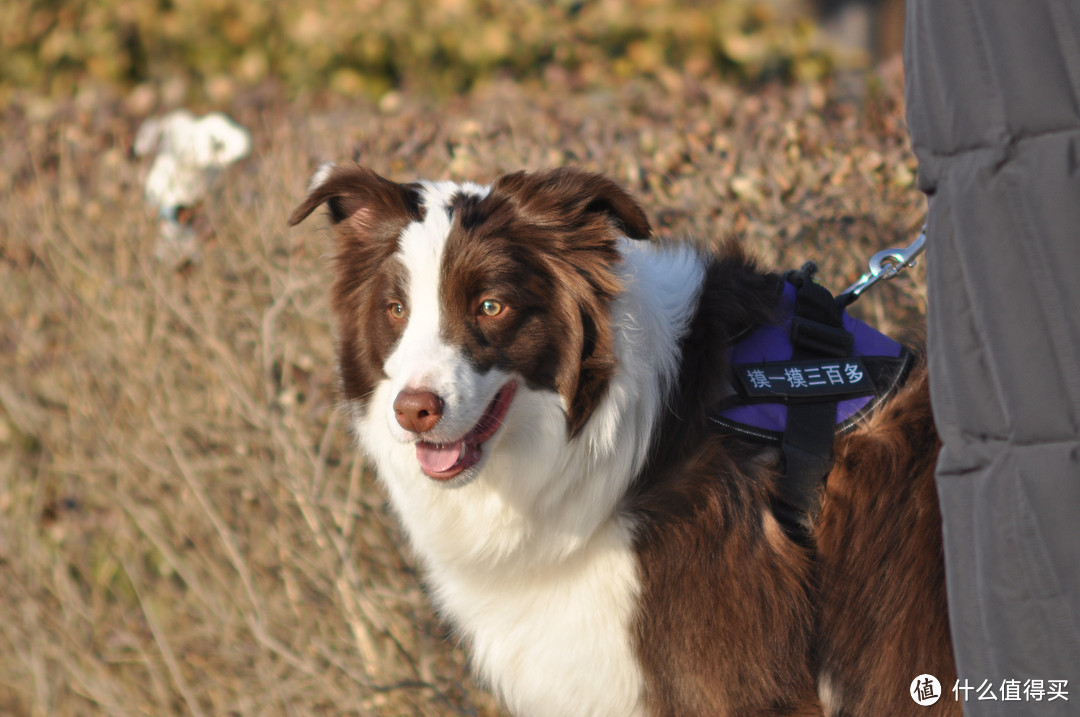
[
  {"xmin": 491, "ymin": 167, "xmax": 653, "ymax": 241},
  {"xmin": 571, "ymin": 170, "xmax": 652, "ymax": 240},
  {"xmin": 287, "ymin": 163, "xmax": 424, "ymax": 240}
]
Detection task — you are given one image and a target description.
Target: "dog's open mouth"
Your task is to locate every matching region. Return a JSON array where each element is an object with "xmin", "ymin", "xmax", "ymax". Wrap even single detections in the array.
[{"xmin": 414, "ymin": 382, "xmax": 517, "ymax": 481}]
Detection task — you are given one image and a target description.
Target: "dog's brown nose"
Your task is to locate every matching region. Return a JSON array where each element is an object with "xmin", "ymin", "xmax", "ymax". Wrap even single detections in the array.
[{"xmin": 393, "ymin": 390, "xmax": 444, "ymax": 434}]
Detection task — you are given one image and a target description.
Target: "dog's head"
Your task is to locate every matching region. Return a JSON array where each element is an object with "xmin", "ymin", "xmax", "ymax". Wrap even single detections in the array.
[{"xmin": 289, "ymin": 164, "xmax": 652, "ymax": 486}]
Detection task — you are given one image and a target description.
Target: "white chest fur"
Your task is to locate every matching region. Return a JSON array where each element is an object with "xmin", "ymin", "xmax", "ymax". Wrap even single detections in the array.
[{"xmin": 429, "ymin": 518, "xmax": 646, "ymax": 717}]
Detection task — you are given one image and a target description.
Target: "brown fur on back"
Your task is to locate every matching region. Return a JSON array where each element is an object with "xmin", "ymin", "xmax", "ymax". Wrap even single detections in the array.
[
  {"xmin": 628, "ymin": 243, "xmax": 957, "ymax": 716},
  {"xmin": 629, "ymin": 245, "xmax": 820, "ymax": 715},
  {"xmin": 817, "ymin": 360, "xmax": 958, "ymax": 715}
]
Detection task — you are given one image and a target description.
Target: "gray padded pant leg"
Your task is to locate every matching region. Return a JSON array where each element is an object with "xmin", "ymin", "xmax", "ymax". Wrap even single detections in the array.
[{"xmin": 906, "ymin": 0, "xmax": 1080, "ymax": 712}]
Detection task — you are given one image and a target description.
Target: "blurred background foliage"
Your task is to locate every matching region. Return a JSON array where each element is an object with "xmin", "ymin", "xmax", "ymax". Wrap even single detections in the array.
[{"xmin": 2, "ymin": 0, "xmax": 840, "ymax": 103}]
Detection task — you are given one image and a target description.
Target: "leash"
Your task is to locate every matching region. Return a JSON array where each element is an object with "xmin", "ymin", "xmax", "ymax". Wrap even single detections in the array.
[
  {"xmin": 711, "ymin": 228, "xmax": 927, "ymax": 545},
  {"xmin": 836, "ymin": 227, "xmax": 927, "ymax": 307}
]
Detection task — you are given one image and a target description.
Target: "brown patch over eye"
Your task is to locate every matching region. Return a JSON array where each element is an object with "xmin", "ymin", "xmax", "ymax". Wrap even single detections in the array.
[
  {"xmin": 290, "ymin": 164, "xmax": 425, "ymax": 407},
  {"xmin": 440, "ymin": 167, "xmax": 641, "ymax": 436}
]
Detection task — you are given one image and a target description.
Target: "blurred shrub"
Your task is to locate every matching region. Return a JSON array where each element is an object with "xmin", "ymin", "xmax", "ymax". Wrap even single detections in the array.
[{"xmin": 2, "ymin": 0, "xmax": 830, "ymax": 100}]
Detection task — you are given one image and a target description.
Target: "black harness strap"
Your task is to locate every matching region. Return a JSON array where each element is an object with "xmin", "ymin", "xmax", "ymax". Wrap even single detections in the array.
[{"xmin": 775, "ymin": 263, "xmax": 852, "ymax": 538}]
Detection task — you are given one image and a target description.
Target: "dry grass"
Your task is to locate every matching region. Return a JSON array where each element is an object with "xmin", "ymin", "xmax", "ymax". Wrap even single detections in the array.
[{"xmin": 0, "ymin": 66, "xmax": 925, "ymax": 716}]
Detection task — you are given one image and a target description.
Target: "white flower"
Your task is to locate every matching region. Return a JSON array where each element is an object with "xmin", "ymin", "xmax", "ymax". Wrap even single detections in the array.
[{"xmin": 137, "ymin": 110, "xmax": 251, "ymax": 209}]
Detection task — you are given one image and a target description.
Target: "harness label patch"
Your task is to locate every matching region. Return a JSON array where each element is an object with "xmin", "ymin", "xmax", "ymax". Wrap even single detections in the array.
[{"xmin": 735, "ymin": 357, "xmax": 874, "ymax": 400}]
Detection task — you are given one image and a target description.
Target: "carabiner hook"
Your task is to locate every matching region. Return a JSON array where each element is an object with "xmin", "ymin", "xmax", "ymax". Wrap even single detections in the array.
[{"xmin": 836, "ymin": 228, "xmax": 927, "ymax": 306}]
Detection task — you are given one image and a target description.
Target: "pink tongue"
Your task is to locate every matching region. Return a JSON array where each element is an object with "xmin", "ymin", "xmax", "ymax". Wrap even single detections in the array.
[{"xmin": 416, "ymin": 441, "xmax": 464, "ymax": 475}]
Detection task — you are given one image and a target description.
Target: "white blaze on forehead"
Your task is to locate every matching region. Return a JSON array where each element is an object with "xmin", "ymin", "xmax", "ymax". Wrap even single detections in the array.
[{"xmin": 383, "ymin": 180, "xmax": 491, "ymax": 405}]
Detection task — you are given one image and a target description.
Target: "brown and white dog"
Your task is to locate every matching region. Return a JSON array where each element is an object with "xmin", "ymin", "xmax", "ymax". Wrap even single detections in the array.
[{"xmin": 289, "ymin": 165, "xmax": 957, "ymax": 717}]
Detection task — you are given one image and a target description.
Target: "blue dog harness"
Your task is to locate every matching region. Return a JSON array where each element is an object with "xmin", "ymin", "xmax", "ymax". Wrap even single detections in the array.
[{"xmin": 710, "ymin": 265, "xmax": 914, "ymax": 541}]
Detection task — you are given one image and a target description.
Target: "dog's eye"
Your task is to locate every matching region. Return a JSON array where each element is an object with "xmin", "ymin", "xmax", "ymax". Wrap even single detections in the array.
[
  {"xmin": 478, "ymin": 299, "xmax": 504, "ymax": 318},
  {"xmin": 387, "ymin": 302, "xmax": 407, "ymax": 321}
]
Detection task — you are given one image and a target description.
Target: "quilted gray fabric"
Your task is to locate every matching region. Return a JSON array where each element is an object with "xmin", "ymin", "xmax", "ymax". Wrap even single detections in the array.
[{"xmin": 905, "ymin": 1, "xmax": 1080, "ymax": 713}]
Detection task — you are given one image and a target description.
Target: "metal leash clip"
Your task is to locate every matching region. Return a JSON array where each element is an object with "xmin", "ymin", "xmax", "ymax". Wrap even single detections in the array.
[{"xmin": 836, "ymin": 228, "xmax": 927, "ymax": 306}]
